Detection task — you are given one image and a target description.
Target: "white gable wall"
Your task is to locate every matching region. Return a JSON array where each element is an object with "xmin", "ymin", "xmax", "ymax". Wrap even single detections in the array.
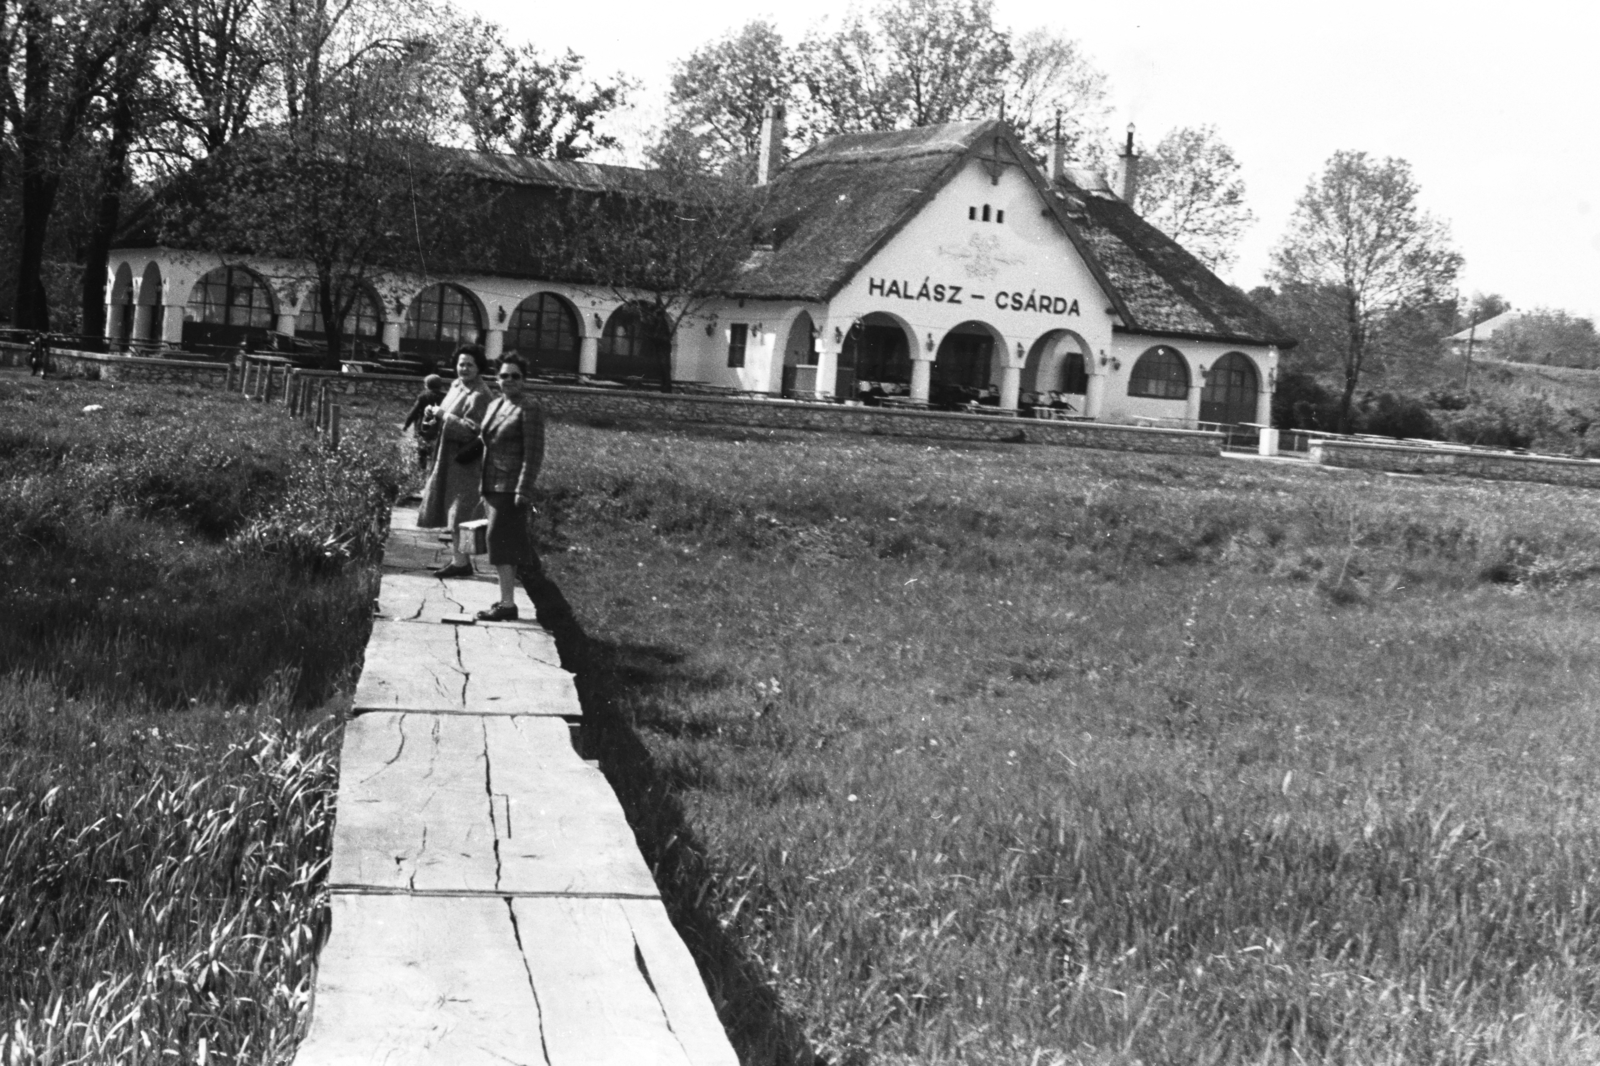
[{"xmin": 817, "ymin": 157, "xmax": 1116, "ymax": 405}]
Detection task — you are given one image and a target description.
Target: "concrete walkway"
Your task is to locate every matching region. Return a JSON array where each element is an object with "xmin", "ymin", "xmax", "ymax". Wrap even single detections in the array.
[{"xmin": 293, "ymin": 508, "xmax": 738, "ymax": 1066}]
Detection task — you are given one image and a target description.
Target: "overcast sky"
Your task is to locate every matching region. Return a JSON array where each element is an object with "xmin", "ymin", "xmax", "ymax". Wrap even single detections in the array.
[{"xmin": 463, "ymin": 0, "xmax": 1600, "ymax": 324}]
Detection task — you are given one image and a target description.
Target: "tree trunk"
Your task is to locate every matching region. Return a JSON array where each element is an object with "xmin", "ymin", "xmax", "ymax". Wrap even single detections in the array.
[
  {"xmin": 81, "ymin": 91, "xmax": 137, "ymax": 343},
  {"xmin": 14, "ymin": 169, "xmax": 59, "ymax": 330}
]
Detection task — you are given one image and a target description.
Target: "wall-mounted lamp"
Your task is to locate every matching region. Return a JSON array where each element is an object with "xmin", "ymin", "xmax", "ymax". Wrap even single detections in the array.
[
  {"xmin": 705, "ymin": 321, "xmax": 716, "ymax": 336},
  {"xmin": 1268, "ymin": 367, "xmax": 1278, "ymax": 389},
  {"xmin": 926, "ymin": 333, "xmax": 935, "ymax": 352},
  {"xmin": 593, "ymin": 312, "xmax": 604, "ymax": 329},
  {"xmin": 833, "ymin": 326, "xmax": 843, "ymax": 344},
  {"xmin": 1198, "ymin": 363, "xmax": 1209, "ymax": 379},
  {"xmin": 1015, "ymin": 341, "xmax": 1025, "ymax": 362},
  {"xmin": 496, "ymin": 304, "xmax": 506, "ymax": 324}
]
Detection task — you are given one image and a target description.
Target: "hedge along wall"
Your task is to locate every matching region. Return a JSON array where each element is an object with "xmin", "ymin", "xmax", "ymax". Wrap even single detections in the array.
[{"xmin": 1311, "ymin": 438, "xmax": 1600, "ymax": 489}]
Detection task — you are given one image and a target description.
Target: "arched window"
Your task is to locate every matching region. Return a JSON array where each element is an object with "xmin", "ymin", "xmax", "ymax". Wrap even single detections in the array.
[
  {"xmin": 598, "ymin": 304, "xmax": 669, "ymax": 383},
  {"xmin": 507, "ymin": 293, "xmax": 579, "ymax": 375},
  {"xmin": 183, "ymin": 266, "xmax": 276, "ymax": 348},
  {"xmin": 297, "ymin": 283, "xmax": 382, "ymax": 345},
  {"xmin": 1199, "ymin": 351, "xmax": 1260, "ymax": 426},
  {"xmin": 403, "ymin": 283, "xmax": 483, "ymax": 366},
  {"xmin": 186, "ymin": 267, "xmax": 275, "ymax": 329},
  {"xmin": 1128, "ymin": 345, "xmax": 1190, "ymax": 399}
]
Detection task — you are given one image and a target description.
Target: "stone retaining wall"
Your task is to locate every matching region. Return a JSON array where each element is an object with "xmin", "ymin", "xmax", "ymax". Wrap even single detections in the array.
[
  {"xmin": 10, "ymin": 347, "xmax": 1221, "ymax": 457},
  {"xmin": 528, "ymin": 385, "xmax": 1223, "ymax": 455},
  {"xmin": 4, "ymin": 344, "xmax": 231, "ymax": 387},
  {"xmin": 290, "ymin": 372, "xmax": 1222, "ymax": 454},
  {"xmin": 1311, "ymin": 438, "xmax": 1600, "ymax": 489}
]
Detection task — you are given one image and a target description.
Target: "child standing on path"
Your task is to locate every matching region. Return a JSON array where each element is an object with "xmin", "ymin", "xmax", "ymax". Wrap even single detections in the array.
[{"xmin": 402, "ymin": 374, "xmax": 447, "ymax": 469}]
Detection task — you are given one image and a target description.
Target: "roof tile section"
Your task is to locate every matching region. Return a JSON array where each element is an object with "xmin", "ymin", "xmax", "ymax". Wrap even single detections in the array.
[
  {"xmin": 728, "ymin": 121, "xmax": 993, "ymax": 303},
  {"xmin": 1064, "ymin": 184, "xmax": 1295, "ymax": 346}
]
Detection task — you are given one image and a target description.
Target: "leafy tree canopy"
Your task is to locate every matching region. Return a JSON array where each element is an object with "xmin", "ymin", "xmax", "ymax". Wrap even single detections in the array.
[
  {"xmin": 1269, "ymin": 150, "xmax": 1462, "ymax": 432},
  {"xmin": 1490, "ymin": 309, "xmax": 1600, "ymax": 369},
  {"xmin": 1135, "ymin": 125, "xmax": 1253, "ymax": 271},
  {"xmin": 459, "ymin": 25, "xmax": 632, "ymax": 161}
]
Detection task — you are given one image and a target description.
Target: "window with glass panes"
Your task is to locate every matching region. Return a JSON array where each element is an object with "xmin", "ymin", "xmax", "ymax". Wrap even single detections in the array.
[
  {"xmin": 726, "ymin": 323, "xmax": 748, "ymax": 368},
  {"xmin": 404, "ymin": 284, "xmax": 482, "ymax": 347},
  {"xmin": 187, "ymin": 267, "xmax": 275, "ymax": 328},
  {"xmin": 506, "ymin": 293, "xmax": 579, "ymax": 373},
  {"xmin": 1128, "ymin": 345, "xmax": 1190, "ymax": 399}
]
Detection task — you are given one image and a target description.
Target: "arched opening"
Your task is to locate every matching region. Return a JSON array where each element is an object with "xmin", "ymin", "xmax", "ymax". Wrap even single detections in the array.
[
  {"xmin": 598, "ymin": 303, "xmax": 670, "ymax": 384},
  {"xmin": 184, "ymin": 265, "xmax": 276, "ymax": 350},
  {"xmin": 403, "ymin": 283, "xmax": 484, "ymax": 369},
  {"xmin": 932, "ymin": 321, "xmax": 1000, "ymax": 408},
  {"xmin": 1023, "ymin": 330, "xmax": 1090, "ymax": 413},
  {"xmin": 296, "ymin": 282, "xmax": 383, "ymax": 356},
  {"xmin": 1127, "ymin": 345, "xmax": 1190, "ymax": 400},
  {"xmin": 840, "ymin": 312, "xmax": 913, "ymax": 403},
  {"xmin": 776, "ymin": 311, "xmax": 817, "ymax": 396},
  {"xmin": 108, "ymin": 263, "xmax": 135, "ymax": 349},
  {"xmin": 1200, "ymin": 351, "xmax": 1260, "ymax": 426},
  {"xmin": 136, "ymin": 262, "xmax": 165, "ymax": 345},
  {"xmin": 506, "ymin": 292, "xmax": 580, "ymax": 376}
]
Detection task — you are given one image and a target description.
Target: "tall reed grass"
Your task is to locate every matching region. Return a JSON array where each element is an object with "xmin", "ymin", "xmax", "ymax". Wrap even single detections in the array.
[
  {"xmin": 0, "ymin": 376, "xmax": 402, "ymax": 1063},
  {"xmin": 539, "ymin": 420, "xmax": 1600, "ymax": 1064}
]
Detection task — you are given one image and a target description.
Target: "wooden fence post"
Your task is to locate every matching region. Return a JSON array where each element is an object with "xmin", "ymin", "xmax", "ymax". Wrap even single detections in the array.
[
  {"xmin": 263, "ymin": 366, "xmax": 275, "ymax": 405},
  {"xmin": 330, "ymin": 404, "xmax": 342, "ymax": 450}
]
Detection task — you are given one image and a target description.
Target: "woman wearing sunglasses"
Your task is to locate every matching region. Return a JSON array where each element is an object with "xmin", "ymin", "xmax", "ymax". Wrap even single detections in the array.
[{"xmin": 473, "ymin": 352, "xmax": 546, "ymax": 621}]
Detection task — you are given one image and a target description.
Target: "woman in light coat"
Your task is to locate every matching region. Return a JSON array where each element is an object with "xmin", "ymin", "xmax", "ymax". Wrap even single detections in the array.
[{"xmin": 416, "ymin": 345, "xmax": 492, "ymax": 577}]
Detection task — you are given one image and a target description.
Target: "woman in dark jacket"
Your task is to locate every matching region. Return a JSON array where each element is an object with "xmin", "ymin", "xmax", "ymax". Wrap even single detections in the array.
[
  {"xmin": 474, "ymin": 352, "xmax": 546, "ymax": 621},
  {"xmin": 416, "ymin": 345, "xmax": 493, "ymax": 578}
]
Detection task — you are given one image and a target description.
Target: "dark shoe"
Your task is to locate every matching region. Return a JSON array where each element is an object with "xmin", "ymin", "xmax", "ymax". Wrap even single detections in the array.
[
  {"xmin": 476, "ymin": 603, "xmax": 518, "ymax": 622},
  {"xmin": 432, "ymin": 562, "xmax": 473, "ymax": 579}
]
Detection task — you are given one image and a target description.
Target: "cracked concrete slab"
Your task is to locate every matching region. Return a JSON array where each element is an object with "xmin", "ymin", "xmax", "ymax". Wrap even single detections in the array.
[
  {"xmin": 354, "ymin": 620, "xmax": 574, "ymax": 716},
  {"xmin": 330, "ymin": 714, "xmax": 655, "ymax": 898}
]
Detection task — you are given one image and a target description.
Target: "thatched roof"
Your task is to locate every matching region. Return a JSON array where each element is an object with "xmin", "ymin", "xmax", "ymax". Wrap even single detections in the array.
[
  {"xmin": 726, "ymin": 118, "xmax": 1293, "ymax": 347},
  {"xmin": 1060, "ymin": 179, "xmax": 1296, "ymax": 347},
  {"xmin": 118, "ymin": 123, "xmax": 1294, "ymax": 348},
  {"xmin": 728, "ymin": 120, "xmax": 1008, "ymax": 302}
]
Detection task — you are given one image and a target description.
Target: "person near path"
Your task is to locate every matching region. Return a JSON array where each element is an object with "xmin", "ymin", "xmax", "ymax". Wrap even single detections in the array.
[
  {"xmin": 473, "ymin": 352, "xmax": 545, "ymax": 622},
  {"xmin": 416, "ymin": 346, "xmax": 492, "ymax": 577},
  {"xmin": 402, "ymin": 374, "xmax": 447, "ymax": 469}
]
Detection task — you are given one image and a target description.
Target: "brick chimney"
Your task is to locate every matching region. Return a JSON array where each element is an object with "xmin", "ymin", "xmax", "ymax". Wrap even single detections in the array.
[
  {"xmin": 1046, "ymin": 114, "xmax": 1065, "ymax": 182},
  {"xmin": 756, "ymin": 103, "xmax": 786, "ymax": 186},
  {"xmin": 1116, "ymin": 123, "xmax": 1139, "ymax": 208}
]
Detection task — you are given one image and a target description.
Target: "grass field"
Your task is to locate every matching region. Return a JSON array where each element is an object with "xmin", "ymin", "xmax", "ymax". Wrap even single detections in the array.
[
  {"xmin": 533, "ymin": 417, "xmax": 1600, "ymax": 1065},
  {"xmin": 0, "ymin": 375, "xmax": 401, "ymax": 1063}
]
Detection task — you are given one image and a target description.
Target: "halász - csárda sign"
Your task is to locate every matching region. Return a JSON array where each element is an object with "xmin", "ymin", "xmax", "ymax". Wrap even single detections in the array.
[{"xmin": 866, "ymin": 276, "xmax": 1080, "ymax": 316}]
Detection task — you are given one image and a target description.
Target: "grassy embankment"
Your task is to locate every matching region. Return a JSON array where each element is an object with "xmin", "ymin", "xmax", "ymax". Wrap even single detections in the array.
[
  {"xmin": 0, "ymin": 376, "xmax": 402, "ymax": 1063},
  {"xmin": 534, "ymin": 418, "xmax": 1600, "ymax": 1065}
]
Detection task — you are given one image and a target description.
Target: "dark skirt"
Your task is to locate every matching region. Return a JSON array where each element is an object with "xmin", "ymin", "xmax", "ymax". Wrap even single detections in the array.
[{"xmin": 482, "ymin": 492, "xmax": 534, "ymax": 566}]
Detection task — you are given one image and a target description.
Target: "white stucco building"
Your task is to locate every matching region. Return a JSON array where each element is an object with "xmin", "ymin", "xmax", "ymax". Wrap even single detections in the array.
[{"xmin": 108, "ymin": 117, "xmax": 1294, "ymax": 428}]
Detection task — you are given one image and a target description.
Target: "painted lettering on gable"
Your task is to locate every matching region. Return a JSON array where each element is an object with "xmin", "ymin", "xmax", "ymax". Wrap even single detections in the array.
[{"xmin": 866, "ymin": 276, "xmax": 1077, "ymax": 316}]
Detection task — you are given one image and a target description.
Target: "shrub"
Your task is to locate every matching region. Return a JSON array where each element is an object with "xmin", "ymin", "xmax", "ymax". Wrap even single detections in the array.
[{"xmin": 1357, "ymin": 391, "xmax": 1439, "ymax": 439}]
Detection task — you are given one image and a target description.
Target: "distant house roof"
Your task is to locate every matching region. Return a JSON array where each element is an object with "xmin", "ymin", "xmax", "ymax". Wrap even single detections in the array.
[{"xmin": 1448, "ymin": 309, "xmax": 1520, "ymax": 343}]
